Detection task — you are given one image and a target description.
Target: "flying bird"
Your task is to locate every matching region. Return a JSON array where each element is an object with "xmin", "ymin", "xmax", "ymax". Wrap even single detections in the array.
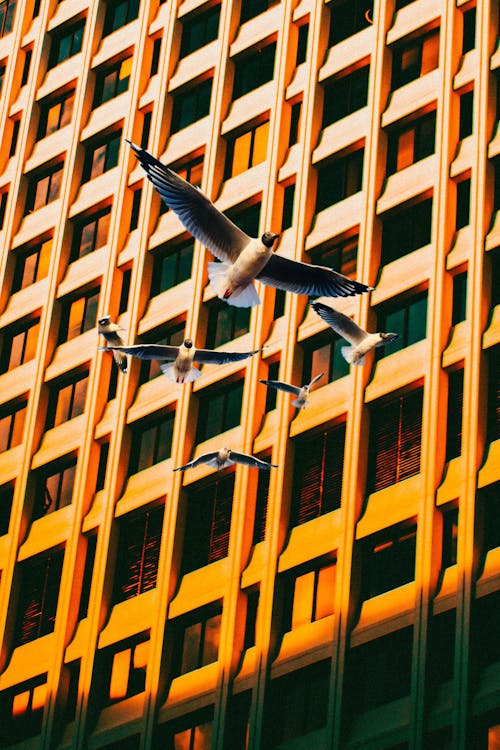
[
  {"xmin": 98, "ymin": 338, "xmax": 262, "ymax": 383},
  {"xmin": 259, "ymin": 371, "xmax": 325, "ymax": 409},
  {"xmin": 98, "ymin": 316, "xmax": 128, "ymax": 373},
  {"xmin": 173, "ymin": 447, "xmax": 278, "ymax": 472},
  {"xmin": 311, "ymin": 301, "xmax": 398, "ymax": 365},
  {"xmin": 126, "ymin": 141, "xmax": 373, "ymax": 307}
]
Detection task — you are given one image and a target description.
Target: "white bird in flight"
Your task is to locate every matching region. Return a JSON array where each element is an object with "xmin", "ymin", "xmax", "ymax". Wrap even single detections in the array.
[
  {"xmin": 259, "ymin": 371, "xmax": 324, "ymax": 409},
  {"xmin": 173, "ymin": 447, "xmax": 278, "ymax": 472},
  {"xmin": 311, "ymin": 301, "xmax": 398, "ymax": 365},
  {"xmin": 99, "ymin": 338, "xmax": 262, "ymax": 383},
  {"xmin": 98, "ymin": 316, "xmax": 128, "ymax": 373},
  {"xmin": 126, "ymin": 141, "xmax": 373, "ymax": 307}
]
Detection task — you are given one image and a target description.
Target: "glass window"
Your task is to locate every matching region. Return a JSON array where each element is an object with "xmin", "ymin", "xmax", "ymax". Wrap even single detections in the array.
[
  {"xmin": 20, "ymin": 47, "xmax": 31, "ymax": 86},
  {"xmin": 452, "ymin": 271, "xmax": 467, "ymax": 325},
  {"xmin": 441, "ymin": 507, "xmax": 458, "ymax": 568},
  {"xmin": 281, "ymin": 183, "xmax": 295, "ymax": 231},
  {"xmin": 48, "ymin": 21, "xmax": 85, "ymax": 68},
  {"xmin": 225, "ymin": 201, "xmax": 261, "ymax": 236},
  {"xmin": 129, "ymin": 189, "xmax": 141, "ymax": 231},
  {"xmin": 487, "ymin": 345, "xmax": 500, "ymax": 443},
  {"xmin": 240, "ymin": 0, "xmax": 277, "ymax": 23},
  {"xmin": 58, "ymin": 288, "xmax": 99, "ymax": 343},
  {"xmin": 233, "ymin": 43, "xmax": 276, "ymax": 100},
  {"xmin": 296, "ymin": 23, "xmax": 308, "ymax": 66},
  {"xmin": 291, "ymin": 424, "xmax": 345, "ymax": 525},
  {"xmin": 78, "ymin": 535, "xmax": 97, "ymax": 619},
  {"xmin": 33, "ymin": 457, "xmax": 77, "ymax": 518},
  {"xmin": 205, "ymin": 301, "xmax": 250, "ymax": 349},
  {"xmin": 368, "ymin": 388, "xmax": 424, "ymax": 492},
  {"xmin": 8, "ymin": 118, "xmax": 19, "ymax": 157},
  {"xmin": 0, "ymin": 675, "xmax": 47, "ymax": 744},
  {"xmin": 0, "ymin": 190, "xmax": 7, "ymax": 229},
  {"xmin": 151, "ymin": 239, "xmax": 194, "ymax": 296},
  {"xmin": 455, "ymin": 178, "xmax": 471, "ymax": 230},
  {"xmin": 24, "ymin": 165, "xmax": 63, "ymax": 213},
  {"xmin": 93, "ymin": 57, "xmax": 132, "ymax": 107},
  {"xmin": 328, "ymin": 0, "xmax": 373, "ymax": 46},
  {"xmin": 12, "ymin": 240, "xmax": 52, "ymax": 291},
  {"xmin": 0, "ymin": 399, "xmax": 27, "ymax": 452},
  {"xmin": 285, "ymin": 562, "xmax": 336, "ymax": 631},
  {"xmin": 170, "ymin": 79, "xmax": 213, "ymax": 133},
  {"xmin": 150, "ymin": 37, "xmax": 161, "ymax": 77},
  {"xmin": 253, "ymin": 468, "xmax": 270, "ymax": 543},
  {"xmin": 128, "ymin": 412, "xmax": 175, "ymax": 474},
  {"xmin": 362, "ymin": 523, "xmax": 417, "ymax": 598},
  {"xmin": 160, "ymin": 708, "xmax": 214, "ymax": 750},
  {"xmin": 462, "ymin": 8, "xmax": 476, "ymax": 54},
  {"xmin": 82, "ymin": 130, "xmax": 121, "ymax": 182},
  {"xmin": 225, "ymin": 121, "xmax": 269, "ymax": 179},
  {"xmin": 0, "ymin": 484, "xmax": 13, "ymax": 535},
  {"xmin": 310, "ymin": 235, "xmax": 358, "ymax": 279},
  {"xmin": 175, "ymin": 608, "xmax": 222, "ymax": 675},
  {"xmin": 480, "ymin": 482, "xmax": 500, "ymax": 553},
  {"xmin": 196, "ymin": 380, "xmax": 244, "ymax": 443},
  {"xmin": 138, "ymin": 322, "xmax": 185, "ymax": 382},
  {"xmin": 391, "ymin": 29, "xmax": 439, "ymax": 89},
  {"xmin": 386, "ymin": 112, "xmax": 436, "ymax": 175},
  {"xmin": 446, "ymin": 368, "xmax": 464, "ymax": 461},
  {"xmin": 0, "ymin": 0, "xmax": 16, "ymax": 37},
  {"xmin": 15, "ymin": 549, "xmax": 65, "ymax": 645},
  {"xmin": 0, "ymin": 317, "xmax": 40, "ymax": 372},
  {"xmin": 113, "ymin": 506, "xmax": 164, "ymax": 601},
  {"xmin": 182, "ymin": 475, "xmax": 234, "ymax": 573},
  {"xmin": 302, "ymin": 331, "xmax": 349, "ymax": 384},
  {"xmin": 103, "ymin": 0, "xmax": 139, "ymax": 36},
  {"xmin": 459, "ymin": 89, "xmax": 474, "ymax": 139},
  {"xmin": 70, "ymin": 207, "xmax": 111, "ymax": 261},
  {"xmin": 381, "ymin": 198, "xmax": 433, "ymax": 265},
  {"xmin": 104, "ymin": 634, "xmax": 149, "ymax": 704},
  {"xmin": 45, "ymin": 371, "xmax": 89, "ymax": 429},
  {"xmin": 377, "ymin": 292, "xmax": 428, "ymax": 357},
  {"xmin": 315, "ymin": 149, "xmax": 364, "ymax": 213},
  {"xmin": 289, "ymin": 100, "xmax": 301, "ymax": 147},
  {"xmin": 322, "ymin": 66, "xmax": 370, "ymax": 127},
  {"xmin": 180, "ymin": 4, "xmax": 220, "ymax": 57},
  {"xmin": 37, "ymin": 90, "xmax": 74, "ymax": 140}
]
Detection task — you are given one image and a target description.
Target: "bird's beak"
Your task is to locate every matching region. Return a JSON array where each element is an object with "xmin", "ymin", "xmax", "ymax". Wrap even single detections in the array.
[{"xmin": 383, "ymin": 333, "xmax": 399, "ymax": 343}]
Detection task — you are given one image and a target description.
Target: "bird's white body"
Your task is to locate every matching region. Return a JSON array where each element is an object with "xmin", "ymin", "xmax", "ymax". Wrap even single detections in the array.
[
  {"xmin": 292, "ymin": 386, "xmax": 311, "ymax": 410},
  {"xmin": 208, "ymin": 239, "xmax": 273, "ymax": 307},
  {"xmin": 341, "ymin": 333, "xmax": 387, "ymax": 366},
  {"xmin": 173, "ymin": 447, "xmax": 278, "ymax": 472},
  {"xmin": 98, "ymin": 316, "xmax": 128, "ymax": 373},
  {"xmin": 161, "ymin": 343, "xmax": 200, "ymax": 383}
]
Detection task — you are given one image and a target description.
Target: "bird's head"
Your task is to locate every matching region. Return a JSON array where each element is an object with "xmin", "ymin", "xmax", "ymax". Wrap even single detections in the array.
[
  {"xmin": 380, "ymin": 332, "xmax": 399, "ymax": 343},
  {"xmin": 261, "ymin": 232, "xmax": 280, "ymax": 249},
  {"xmin": 98, "ymin": 315, "xmax": 111, "ymax": 326},
  {"xmin": 183, "ymin": 338, "xmax": 193, "ymax": 349}
]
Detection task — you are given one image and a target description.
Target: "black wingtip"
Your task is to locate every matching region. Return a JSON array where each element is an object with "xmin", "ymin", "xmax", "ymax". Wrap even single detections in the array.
[{"xmin": 126, "ymin": 139, "xmax": 141, "ymax": 154}]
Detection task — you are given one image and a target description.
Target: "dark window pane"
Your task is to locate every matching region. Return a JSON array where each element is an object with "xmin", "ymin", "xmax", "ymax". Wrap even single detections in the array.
[
  {"xmin": 381, "ymin": 198, "xmax": 433, "ymax": 265},
  {"xmin": 362, "ymin": 523, "xmax": 417, "ymax": 598},
  {"xmin": 315, "ymin": 150, "xmax": 364, "ymax": 213},
  {"xmin": 322, "ymin": 66, "xmax": 370, "ymax": 127},
  {"xmin": 180, "ymin": 5, "xmax": 220, "ymax": 58},
  {"xmin": 113, "ymin": 506, "xmax": 164, "ymax": 601},
  {"xmin": 452, "ymin": 271, "xmax": 467, "ymax": 325},
  {"xmin": 15, "ymin": 549, "xmax": 65, "ymax": 645},
  {"xmin": 182, "ymin": 476, "xmax": 234, "ymax": 573},
  {"xmin": 233, "ymin": 43, "xmax": 276, "ymax": 99},
  {"xmin": 171, "ymin": 79, "xmax": 213, "ymax": 133}
]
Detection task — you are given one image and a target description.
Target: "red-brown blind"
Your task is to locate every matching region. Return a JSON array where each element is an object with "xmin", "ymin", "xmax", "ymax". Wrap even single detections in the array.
[
  {"xmin": 16, "ymin": 550, "xmax": 64, "ymax": 645},
  {"xmin": 115, "ymin": 506, "xmax": 164, "ymax": 602},
  {"xmin": 208, "ymin": 476, "xmax": 234, "ymax": 563},
  {"xmin": 488, "ymin": 345, "xmax": 500, "ymax": 442},
  {"xmin": 253, "ymin": 470, "xmax": 270, "ymax": 544},
  {"xmin": 446, "ymin": 368, "xmax": 464, "ymax": 461}
]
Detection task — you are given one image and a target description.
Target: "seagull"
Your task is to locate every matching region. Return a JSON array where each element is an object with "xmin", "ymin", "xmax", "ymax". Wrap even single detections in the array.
[
  {"xmin": 126, "ymin": 141, "xmax": 373, "ymax": 307},
  {"xmin": 98, "ymin": 338, "xmax": 262, "ymax": 383},
  {"xmin": 173, "ymin": 447, "xmax": 278, "ymax": 471},
  {"xmin": 259, "ymin": 372, "xmax": 325, "ymax": 409},
  {"xmin": 311, "ymin": 301, "xmax": 398, "ymax": 365},
  {"xmin": 98, "ymin": 316, "xmax": 128, "ymax": 373}
]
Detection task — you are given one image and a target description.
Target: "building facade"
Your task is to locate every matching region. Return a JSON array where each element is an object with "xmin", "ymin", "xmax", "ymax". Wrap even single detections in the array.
[{"xmin": 0, "ymin": 0, "xmax": 499, "ymax": 747}]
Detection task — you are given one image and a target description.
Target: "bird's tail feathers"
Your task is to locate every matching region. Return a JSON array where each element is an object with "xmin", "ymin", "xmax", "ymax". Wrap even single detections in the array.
[
  {"xmin": 341, "ymin": 346, "xmax": 365, "ymax": 365},
  {"xmin": 160, "ymin": 363, "xmax": 202, "ymax": 383},
  {"xmin": 207, "ymin": 262, "xmax": 260, "ymax": 307}
]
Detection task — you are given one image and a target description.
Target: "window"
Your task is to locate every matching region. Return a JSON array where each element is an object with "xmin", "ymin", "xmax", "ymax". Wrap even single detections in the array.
[
  {"xmin": 15, "ymin": 548, "xmax": 64, "ymax": 645},
  {"xmin": 78, "ymin": 534, "xmax": 96, "ymax": 619},
  {"xmin": 103, "ymin": 0, "xmax": 139, "ymax": 36},
  {"xmin": 386, "ymin": 112, "xmax": 436, "ymax": 175},
  {"xmin": 253, "ymin": 461, "xmax": 270, "ymax": 543},
  {"xmin": 391, "ymin": 29, "xmax": 439, "ymax": 89},
  {"xmin": 244, "ymin": 589, "xmax": 259, "ymax": 649},
  {"xmin": 481, "ymin": 482, "xmax": 500, "ymax": 553},
  {"xmin": 0, "ymin": 316, "xmax": 40, "ymax": 372},
  {"xmin": 459, "ymin": 90, "xmax": 474, "ymax": 139},
  {"xmin": 302, "ymin": 331, "xmax": 349, "ymax": 384},
  {"xmin": 240, "ymin": 0, "xmax": 277, "ymax": 23},
  {"xmin": 233, "ymin": 43, "xmax": 276, "ymax": 99},
  {"xmin": 82, "ymin": 130, "xmax": 121, "ymax": 182},
  {"xmin": 176, "ymin": 155, "xmax": 204, "ymax": 186},
  {"xmin": 462, "ymin": 8, "xmax": 476, "ymax": 54},
  {"xmin": 0, "ymin": 675, "xmax": 47, "ymax": 745},
  {"xmin": 180, "ymin": 5, "xmax": 220, "ymax": 58},
  {"xmin": 104, "ymin": 634, "xmax": 149, "ymax": 703},
  {"xmin": 381, "ymin": 198, "xmax": 433, "ymax": 265},
  {"xmin": 182, "ymin": 475, "xmax": 234, "ymax": 573},
  {"xmin": 344, "ymin": 627, "xmax": 413, "ymax": 714},
  {"xmin": 48, "ymin": 21, "xmax": 85, "ymax": 68},
  {"xmin": 0, "ymin": 0, "xmax": 16, "ymax": 37},
  {"xmin": 33, "ymin": 457, "xmax": 77, "ymax": 518},
  {"xmin": 141, "ymin": 109, "xmax": 152, "ymax": 150},
  {"xmin": 328, "ymin": 0, "xmax": 372, "ymax": 46},
  {"xmin": 0, "ymin": 484, "xmax": 13, "ymax": 535},
  {"xmin": 291, "ymin": 424, "xmax": 346, "ymax": 525},
  {"xmin": 151, "ymin": 239, "xmax": 194, "ymax": 296},
  {"xmin": 311, "ymin": 235, "xmax": 358, "ymax": 279},
  {"xmin": 24, "ymin": 164, "xmax": 63, "ymax": 213},
  {"xmin": 281, "ymin": 183, "xmax": 295, "ymax": 231},
  {"xmin": 93, "ymin": 57, "xmax": 132, "ymax": 107},
  {"xmin": 45, "ymin": 371, "xmax": 88, "ymax": 429},
  {"xmin": 441, "ymin": 507, "xmax": 458, "ymax": 568},
  {"xmin": 471, "ymin": 590, "xmax": 500, "ymax": 673},
  {"xmin": 113, "ymin": 506, "xmax": 164, "ymax": 602},
  {"xmin": 0, "ymin": 190, "xmax": 7, "ymax": 229},
  {"xmin": 171, "ymin": 78, "xmax": 212, "ymax": 133},
  {"xmin": 175, "ymin": 607, "xmax": 222, "ymax": 675},
  {"xmin": 119, "ymin": 268, "xmax": 131, "ymax": 314},
  {"xmin": 362, "ymin": 523, "xmax": 417, "ymax": 598},
  {"xmin": 487, "ymin": 345, "xmax": 500, "ymax": 443},
  {"xmin": 368, "ymin": 388, "xmax": 424, "ymax": 493},
  {"xmin": 58, "ymin": 288, "xmax": 99, "ymax": 343},
  {"xmin": 225, "ymin": 201, "xmax": 261, "ymax": 236},
  {"xmin": 8, "ymin": 118, "xmax": 19, "ymax": 157},
  {"xmin": 296, "ymin": 24, "xmax": 308, "ymax": 66},
  {"xmin": 377, "ymin": 292, "xmax": 428, "ymax": 357},
  {"xmin": 225, "ymin": 121, "xmax": 269, "ymax": 179},
  {"xmin": 160, "ymin": 708, "xmax": 214, "ymax": 750},
  {"xmin": 446, "ymin": 368, "xmax": 464, "ymax": 462},
  {"xmin": 205, "ymin": 301, "xmax": 250, "ymax": 349},
  {"xmin": 322, "ymin": 66, "xmax": 370, "ymax": 127},
  {"xmin": 289, "ymin": 100, "xmax": 301, "ymax": 146},
  {"xmin": 138, "ymin": 323, "xmax": 185, "ymax": 382},
  {"xmin": 264, "ymin": 661, "xmax": 329, "ymax": 747},
  {"xmin": 128, "ymin": 412, "xmax": 174, "ymax": 474},
  {"xmin": 95, "ymin": 442, "xmax": 109, "ymax": 494},
  {"xmin": 455, "ymin": 178, "xmax": 471, "ymax": 230},
  {"xmin": 452, "ymin": 271, "xmax": 467, "ymax": 325},
  {"xmin": 12, "ymin": 239, "xmax": 52, "ymax": 292},
  {"xmin": 0, "ymin": 399, "xmax": 27, "ymax": 452},
  {"xmin": 196, "ymin": 380, "xmax": 243, "ymax": 443},
  {"xmin": 273, "ymin": 289, "xmax": 286, "ymax": 318},
  {"xmin": 315, "ymin": 149, "xmax": 364, "ymax": 213},
  {"xmin": 129, "ymin": 189, "xmax": 141, "ymax": 231},
  {"xmin": 37, "ymin": 90, "xmax": 74, "ymax": 140},
  {"xmin": 150, "ymin": 38, "xmax": 161, "ymax": 77},
  {"xmin": 20, "ymin": 47, "xmax": 31, "ymax": 86},
  {"xmin": 70, "ymin": 207, "xmax": 111, "ymax": 261},
  {"xmin": 224, "ymin": 693, "xmax": 251, "ymax": 750},
  {"xmin": 263, "ymin": 361, "xmax": 280, "ymax": 412},
  {"xmin": 284, "ymin": 562, "xmax": 336, "ymax": 631}
]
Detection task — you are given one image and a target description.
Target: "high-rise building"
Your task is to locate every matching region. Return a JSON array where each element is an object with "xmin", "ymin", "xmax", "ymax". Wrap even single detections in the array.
[{"xmin": 0, "ymin": 0, "xmax": 499, "ymax": 747}]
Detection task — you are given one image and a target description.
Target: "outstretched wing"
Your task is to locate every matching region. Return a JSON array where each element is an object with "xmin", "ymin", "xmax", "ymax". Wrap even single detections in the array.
[
  {"xmin": 259, "ymin": 378, "xmax": 301, "ymax": 396},
  {"xmin": 308, "ymin": 371, "xmax": 325, "ymax": 388},
  {"xmin": 173, "ymin": 452, "xmax": 219, "ymax": 472},
  {"xmin": 257, "ymin": 255, "xmax": 373, "ymax": 298},
  {"xmin": 311, "ymin": 302, "xmax": 368, "ymax": 345},
  {"xmin": 101, "ymin": 343, "xmax": 180, "ymax": 361},
  {"xmin": 193, "ymin": 348, "xmax": 261, "ymax": 365},
  {"xmin": 128, "ymin": 141, "xmax": 250, "ymax": 263},
  {"xmin": 230, "ymin": 451, "xmax": 278, "ymax": 469}
]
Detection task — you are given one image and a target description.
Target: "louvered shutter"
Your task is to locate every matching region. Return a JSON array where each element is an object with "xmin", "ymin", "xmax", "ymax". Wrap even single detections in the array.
[
  {"xmin": 16, "ymin": 551, "xmax": 64, "ymax": 645},
  {"xmin": 140, "ymin": 507, "xmax": 163, "ymax": 593},
  {"xmin": 208, "ymin": 476, "xmax": 234, "ymax": 563},
  {"xmin": 369, "ymin": 399, "xmax": 400, "ymax": 492},
  {"xmin": 446, "ymin": 369, "xmax": 464, "ymax": 461},
  {"xmin": 323, "ymin": 424, "xmax": 346, "ymax": 512},
  {"xmin": 117, "ymin": 516, "xmax": 143, "ymax": 600},
  {"xmin": 488, "ymin": 345, "xmax": 500, "ymax": 441},
  {"xmin": 253, "ymin": 471, "xmax": 269, "ymax": 544},
  {"xmin": 398, "ymin": 389, "xmax": 423, "ymax": 482},
  {"xmin": 293, "ymin": 435, "xmax": 322, "ymax": 525}
]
